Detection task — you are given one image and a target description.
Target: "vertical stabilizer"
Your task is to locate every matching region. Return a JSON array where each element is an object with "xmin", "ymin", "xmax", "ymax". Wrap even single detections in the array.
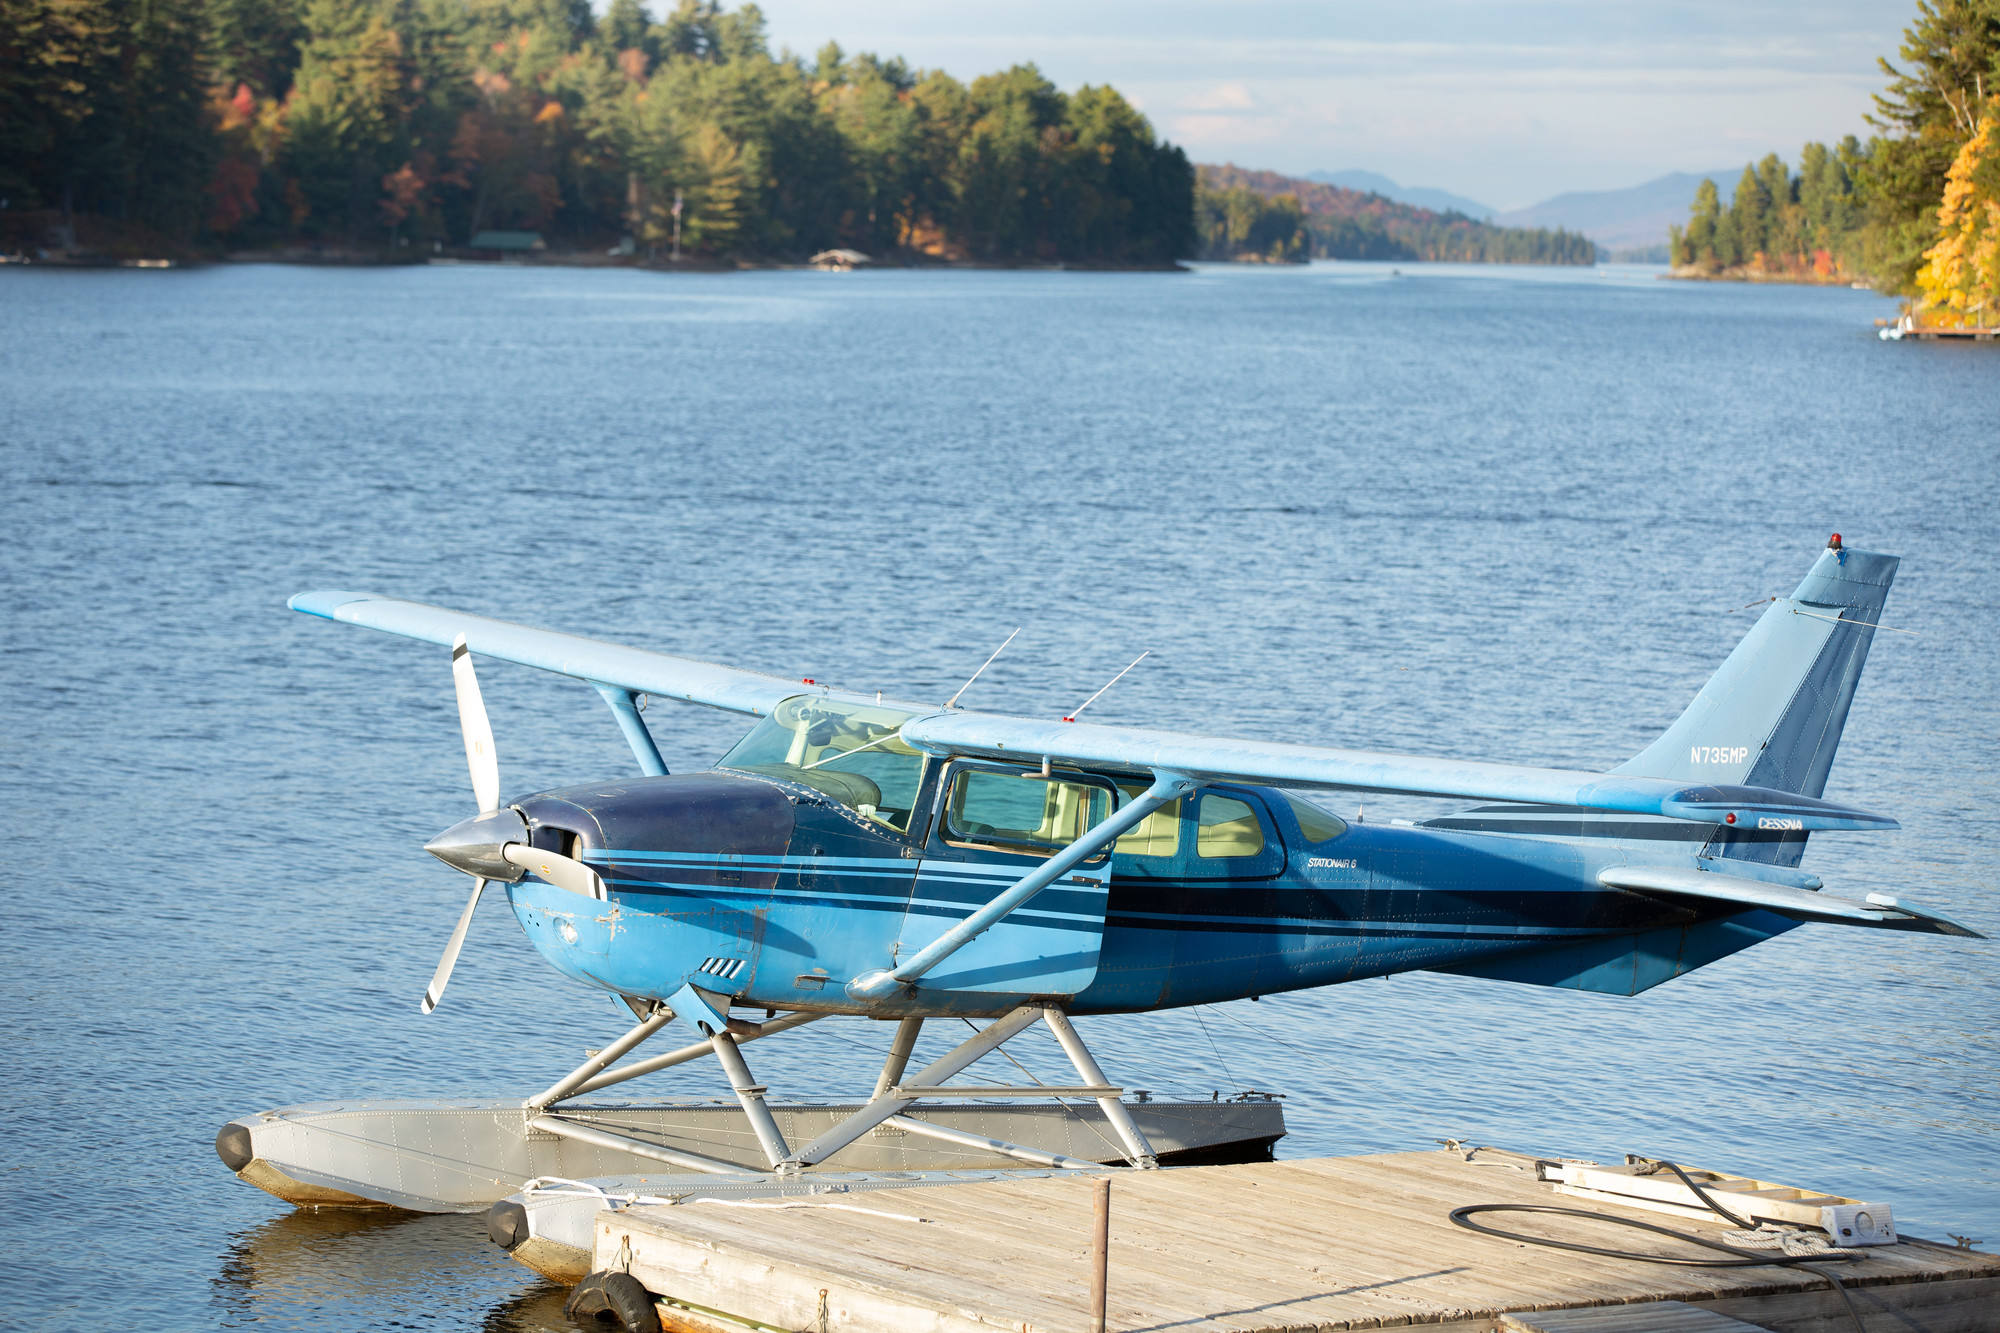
[{"xmin": 1614, "ymin": 540, "xmax": 1897, "ymax": 803}]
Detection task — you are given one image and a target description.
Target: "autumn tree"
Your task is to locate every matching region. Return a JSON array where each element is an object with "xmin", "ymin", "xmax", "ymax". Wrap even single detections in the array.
[
  {"xmin": 1914, "ymin": 99, "xmax": 2000, "ymax": 322},
  {"xmin": 1857, "ymin": 0, "xmax": 2000, "ymax": 292}
]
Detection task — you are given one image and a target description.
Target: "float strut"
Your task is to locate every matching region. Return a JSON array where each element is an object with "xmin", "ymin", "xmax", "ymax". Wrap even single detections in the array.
[
  {"xmin": 569, "ymin": 1012, "xmax": 821, "ymax": 1098},
  {"xmin": 870, "ymin": 1017, "xmax": 924, "ymax": 1100},
  {"xmin": 524, "ymin": 1004, "xmax": 677, "ymax": 1112},
  {"xmin": 783, "ymin": 1005, "xmax": 1043, "ymax": 1169},
  {"xmin": 1043, "ymin": 1006, "xmax": 1158, "ymax": 1169},
  {"xmin": 883, "ymin": 1114, "xmax": 1099, "ymax": 1169},
  {"xmin": 711, "ymin": 1031, "xmax": 791, "ymax": 1168},
  {"xmin": 528, "ymin": 1114, "xmax": 755, "ymax": 1177}
]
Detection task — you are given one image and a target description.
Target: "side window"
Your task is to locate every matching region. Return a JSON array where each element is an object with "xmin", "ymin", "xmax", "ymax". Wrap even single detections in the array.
[
  {"xmin": 1114, "ymin": 785, "xmax": 1181, "ymax": 857},
  {"xmin": 1282, "ymin": 792, "xmax": 1349, "ymax": 843},
  {"xmin": 946, "ymin": 769, "xmax": 1112, "ymax": 857},
  {"xmin": 1196, "ymin": 795, "xmax": 1266, "ymax": 858}
]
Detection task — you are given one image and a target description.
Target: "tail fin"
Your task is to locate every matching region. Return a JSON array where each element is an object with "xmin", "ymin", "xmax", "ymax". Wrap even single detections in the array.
[{"xmin": 1615, "ymin": 539, "xmax": 1897, "ymax": 826}]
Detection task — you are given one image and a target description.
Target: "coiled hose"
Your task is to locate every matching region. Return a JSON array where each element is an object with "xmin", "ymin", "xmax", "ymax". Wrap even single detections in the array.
[{"xmin": 1447, "ymin": 1158, "xmax": 1868, "ymax": 1332}]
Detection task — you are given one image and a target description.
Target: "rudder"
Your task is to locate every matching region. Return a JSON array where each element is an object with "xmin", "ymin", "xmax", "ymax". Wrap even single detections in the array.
[{"xmin": 1614, "ymin": 539, "xmax": 1897, "ymax": 800}]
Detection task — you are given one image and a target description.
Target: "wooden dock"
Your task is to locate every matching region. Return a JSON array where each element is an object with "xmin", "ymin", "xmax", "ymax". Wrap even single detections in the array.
[{"xmin": 588, "ymin": 1150, "xmax": 1999, "ymax": 1333}]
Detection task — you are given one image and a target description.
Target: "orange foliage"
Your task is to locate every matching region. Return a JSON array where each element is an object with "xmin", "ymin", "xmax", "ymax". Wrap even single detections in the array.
[
  {"xmin": 380, "ymin": 157, "xmax": 431, "ymax": 226},
  {"xmin": 208, "ymin": 158, "xmax": 260, "ymax": 232}
]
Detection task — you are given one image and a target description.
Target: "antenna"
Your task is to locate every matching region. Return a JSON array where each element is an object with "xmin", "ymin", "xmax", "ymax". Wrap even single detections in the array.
[
  {"xmin": 945, "ymin": 628, "xmax": 1020, "ymax": 709},
  {"xmin": 1063, "ymin": 651, "xmax": 1148, "ymax": 723}
]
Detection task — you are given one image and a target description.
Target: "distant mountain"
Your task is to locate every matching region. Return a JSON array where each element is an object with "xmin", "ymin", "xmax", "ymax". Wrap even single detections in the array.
[
  {"xmin": 1496, "ymin": 171, "xmax": 1738, "ymax": 254},
  {"xmin": 1306, "ymin": 170, "xmax": 1495, "ymax": 220}
]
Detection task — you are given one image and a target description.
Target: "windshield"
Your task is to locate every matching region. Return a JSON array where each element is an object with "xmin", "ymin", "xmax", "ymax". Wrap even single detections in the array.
[{"xmin": 717, "ymin": 696, "xmax": 926, "ymax": 832}]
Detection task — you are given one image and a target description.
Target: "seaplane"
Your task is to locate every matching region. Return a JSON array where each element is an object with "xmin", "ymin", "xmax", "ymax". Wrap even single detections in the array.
[{"xmin": 217, "ymin": 537, "xmax": 1978, "ymax": 1292}]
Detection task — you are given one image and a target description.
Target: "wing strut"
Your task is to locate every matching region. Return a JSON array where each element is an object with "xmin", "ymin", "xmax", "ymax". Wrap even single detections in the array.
[
  {"xmin": 590, "ymin": 681, "xmax": 668, "ymax": 776},
  {"xmin": 845, "ymin": 770, "xmax": 1197, "ymax": 1002}
]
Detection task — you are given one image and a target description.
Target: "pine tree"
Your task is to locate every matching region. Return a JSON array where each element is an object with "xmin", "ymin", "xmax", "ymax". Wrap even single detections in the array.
[
  {"xmin": 1858, "ymin": 0, "xmax": 2000, "ymax": 293},
  {"xmin": 1680, "ymin": 177, "xmax": 1722, "ymax": 266}
]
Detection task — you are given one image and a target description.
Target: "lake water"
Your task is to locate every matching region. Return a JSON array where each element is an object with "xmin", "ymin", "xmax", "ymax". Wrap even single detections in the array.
[{"xmin": 2, "ymin": 259, "xmax": 1996, "ymax": 1330}]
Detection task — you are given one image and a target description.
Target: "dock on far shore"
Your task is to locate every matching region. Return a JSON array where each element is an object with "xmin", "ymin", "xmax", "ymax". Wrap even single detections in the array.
[
  {"xmin": 1878, "ymin": 318, "xmax": 1999, "ymax": 341},
  {"xmin": 586, "ymin": 1149, "xmax": 1999, "ymax": 1333}
]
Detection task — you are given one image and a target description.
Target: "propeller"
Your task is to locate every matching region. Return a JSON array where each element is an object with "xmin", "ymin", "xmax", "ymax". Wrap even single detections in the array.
[
  {"xmin": 421, "ymin": 633, "xmax": 502, "ymax": 1015},
  {"xmin": 454, "ymin": 633, "xmax": 500, "ymax": 815},
  {"xmin": 420, "ymin": 634, "xmax": 603, "ymax": 1014}
]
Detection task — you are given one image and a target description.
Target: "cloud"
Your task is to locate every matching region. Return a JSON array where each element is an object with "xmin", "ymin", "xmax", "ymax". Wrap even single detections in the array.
[
  {"xmin": 1185, "ymin": 81, "xmax": 1258, "ymax": 112},
  {"xmin": 750, "ymin": 1, "xmax": 1909, "ymax": 207}
]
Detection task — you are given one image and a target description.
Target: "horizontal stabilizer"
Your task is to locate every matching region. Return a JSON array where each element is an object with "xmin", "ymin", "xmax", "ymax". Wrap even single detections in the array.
[{"xmin": 1598, "ymin": 865, "xmax": 1982, "ymax": 938}]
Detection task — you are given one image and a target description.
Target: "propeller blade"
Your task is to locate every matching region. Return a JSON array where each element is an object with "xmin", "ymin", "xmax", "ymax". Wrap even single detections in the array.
[
  {"xmin": 502, "ymin": 843, "xmax": 604, "ymax": 899},
  {"xmin": 421, "ymin": 876, "xmax": 486, "ymax": 1014},
  {"xmin": 451, "ymin": 633, "xmax": 500, "ymax": 813}
]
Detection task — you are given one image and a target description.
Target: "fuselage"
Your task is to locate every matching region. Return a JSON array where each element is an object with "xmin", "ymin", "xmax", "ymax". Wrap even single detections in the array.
[{"xmin": 499, "ymin": 708, "xmax": 1802, "ymax": 1017}]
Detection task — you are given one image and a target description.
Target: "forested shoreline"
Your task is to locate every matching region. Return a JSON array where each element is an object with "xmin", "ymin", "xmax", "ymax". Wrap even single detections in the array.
[
  {"xmin": 1668, "ymin": 0, "xmax": 1998, "ymax": 323},
  {"xmin": 0, "ymin": 0, "xmax": 1195, "ymax": 265},
  {"xmin": 1196, "ymin": 165, "xmax": 1597, "ymax": 265},
  {"xmin": 2, "ymin": 0, "xmax": 1605, "ymax": 270}
]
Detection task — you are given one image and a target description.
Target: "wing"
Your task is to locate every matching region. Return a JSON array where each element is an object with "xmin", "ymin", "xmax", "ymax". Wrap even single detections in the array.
[
  {"xmin": 292, "ymin": 592, "xmax": 1897, "ymax": 831},
  {"xmin": 1598, "ymin": 865, "xmax": 1981, "ymax": 937},
  {"xmin": 289, "ymin": 591, "xmax": 879, "ymax": 717},
  {"xmin": 898, "ymin": 713, "xmax": 1898, "ymax": 831}
]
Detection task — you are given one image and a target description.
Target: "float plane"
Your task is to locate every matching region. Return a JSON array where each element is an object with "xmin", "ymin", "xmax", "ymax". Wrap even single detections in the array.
[{"xmin": 222, "ymin": 537, "xmax": 1977, "ymax": 1207}]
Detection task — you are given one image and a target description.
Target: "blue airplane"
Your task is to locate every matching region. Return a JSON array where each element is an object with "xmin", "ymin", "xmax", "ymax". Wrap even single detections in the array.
[{"xmin": 289, "ymin": 536, "xmax": 1977, "ymax": 1175}]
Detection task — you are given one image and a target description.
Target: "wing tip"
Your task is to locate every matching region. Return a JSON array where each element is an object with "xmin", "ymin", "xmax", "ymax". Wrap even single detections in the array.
[{"xmin": 289, "ymin": 590, "xmax": 377, "ymax": 619}]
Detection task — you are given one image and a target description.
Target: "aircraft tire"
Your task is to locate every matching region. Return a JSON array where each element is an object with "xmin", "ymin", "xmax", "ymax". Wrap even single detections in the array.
[{"xmin": 563, "ymin": 1271, "xmax": 662, "ymax": 1333}]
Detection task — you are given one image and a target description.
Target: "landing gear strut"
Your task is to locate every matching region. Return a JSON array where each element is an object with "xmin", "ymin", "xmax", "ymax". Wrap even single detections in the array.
[{"xmin": 525, "ymin": 998, "xmax": 1160, "ymax": 1176}]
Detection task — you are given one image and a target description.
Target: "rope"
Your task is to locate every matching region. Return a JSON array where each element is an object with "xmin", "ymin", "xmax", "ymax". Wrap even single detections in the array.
[{"xmin": 691, "ymin": 1197, "xmax": 933, "ymax": 1224}]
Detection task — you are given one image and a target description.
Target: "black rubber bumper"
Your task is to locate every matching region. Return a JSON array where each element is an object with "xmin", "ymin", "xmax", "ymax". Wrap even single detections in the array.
[
  {"xmin": 487, "ymin": 1198, "xmax": 530, "ymax": 1251},
  {"xmin": 215, "ymin": 1122, "xmax": 253, "ymax": 1173}
]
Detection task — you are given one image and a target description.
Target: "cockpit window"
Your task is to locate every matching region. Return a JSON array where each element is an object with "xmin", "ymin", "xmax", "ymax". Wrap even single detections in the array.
[
  {"xmin": 945, "ymin": 767, "xmax": 1113, "ymax": 857},
  {"xmin": 717, "ymin": 697, "xmax": 925, "ymax": 832}
]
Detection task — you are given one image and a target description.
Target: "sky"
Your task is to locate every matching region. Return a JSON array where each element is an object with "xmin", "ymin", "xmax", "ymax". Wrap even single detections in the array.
[{"xmin": 747, "ymin": 1, "xmax": 1912, "ymax": 212}]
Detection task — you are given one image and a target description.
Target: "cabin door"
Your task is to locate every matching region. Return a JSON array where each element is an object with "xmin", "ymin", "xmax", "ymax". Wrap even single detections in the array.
[{"xmin": 898, "ymin": 761, "xmax": 1119, "ymax": 999}]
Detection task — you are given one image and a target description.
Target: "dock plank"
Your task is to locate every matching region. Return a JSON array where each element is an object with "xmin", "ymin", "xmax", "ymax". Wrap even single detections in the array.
[
  {"xmin": 596, "ymin": 1152, "xmax": 2000, "ymax": 1333},
  {"xmin": 1501, "ymin": 1301, "xmax": 1773, "ymax": 1332}
]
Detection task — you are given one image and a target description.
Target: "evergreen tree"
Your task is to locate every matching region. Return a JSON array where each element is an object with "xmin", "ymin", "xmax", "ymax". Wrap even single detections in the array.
[
  {"xmin": 1679, "ymin": 177, "xmax": 1722, "ymax": 266},
  {"xmin": 1799, "ymin": 139, "xmax": 1860, "ymax": 254},
  {"xmin": 1727, "ymin": 163, "xmax": 1769, "ymax": 263},
  {"xmin": 600, "ymin": 0, "xmax": 652, "ymax": 58},
  {"xmin": 204, "ymin": 0, "xmax": 309, "ymax": 98},
  {"xmin": 1858, "ymin": 0, "xmax": 2000, "ymax": 292}
]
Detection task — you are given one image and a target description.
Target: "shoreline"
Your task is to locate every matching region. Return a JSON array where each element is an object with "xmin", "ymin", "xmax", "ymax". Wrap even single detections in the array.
[
  {"xmin": 1664, "ymin": 262, "xmax": 1871, "ymax": 289},
  {"xmin": 0, "ymin": 248, "xmax": 1192, "ymax": 274}
]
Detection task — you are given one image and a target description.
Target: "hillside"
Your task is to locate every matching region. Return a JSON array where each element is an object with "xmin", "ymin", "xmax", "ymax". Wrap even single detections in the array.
[
  {"xmin": 1198, "ymin": 165, "xmax": 1596, "ymax": 265},
  {"xmin": 1306, "ymin": 170, "xmax": 1496, "ymax": 220},
  {"xmin": 1495, "ymin": 171, "xmax": 1737, "ymax": 258}
]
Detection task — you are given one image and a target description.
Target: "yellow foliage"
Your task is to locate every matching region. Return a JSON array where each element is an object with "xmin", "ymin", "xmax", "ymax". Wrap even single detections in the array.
[{"xmin": 1915, "ymin": 101, "xmax": 2000, "ymax": 328}]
